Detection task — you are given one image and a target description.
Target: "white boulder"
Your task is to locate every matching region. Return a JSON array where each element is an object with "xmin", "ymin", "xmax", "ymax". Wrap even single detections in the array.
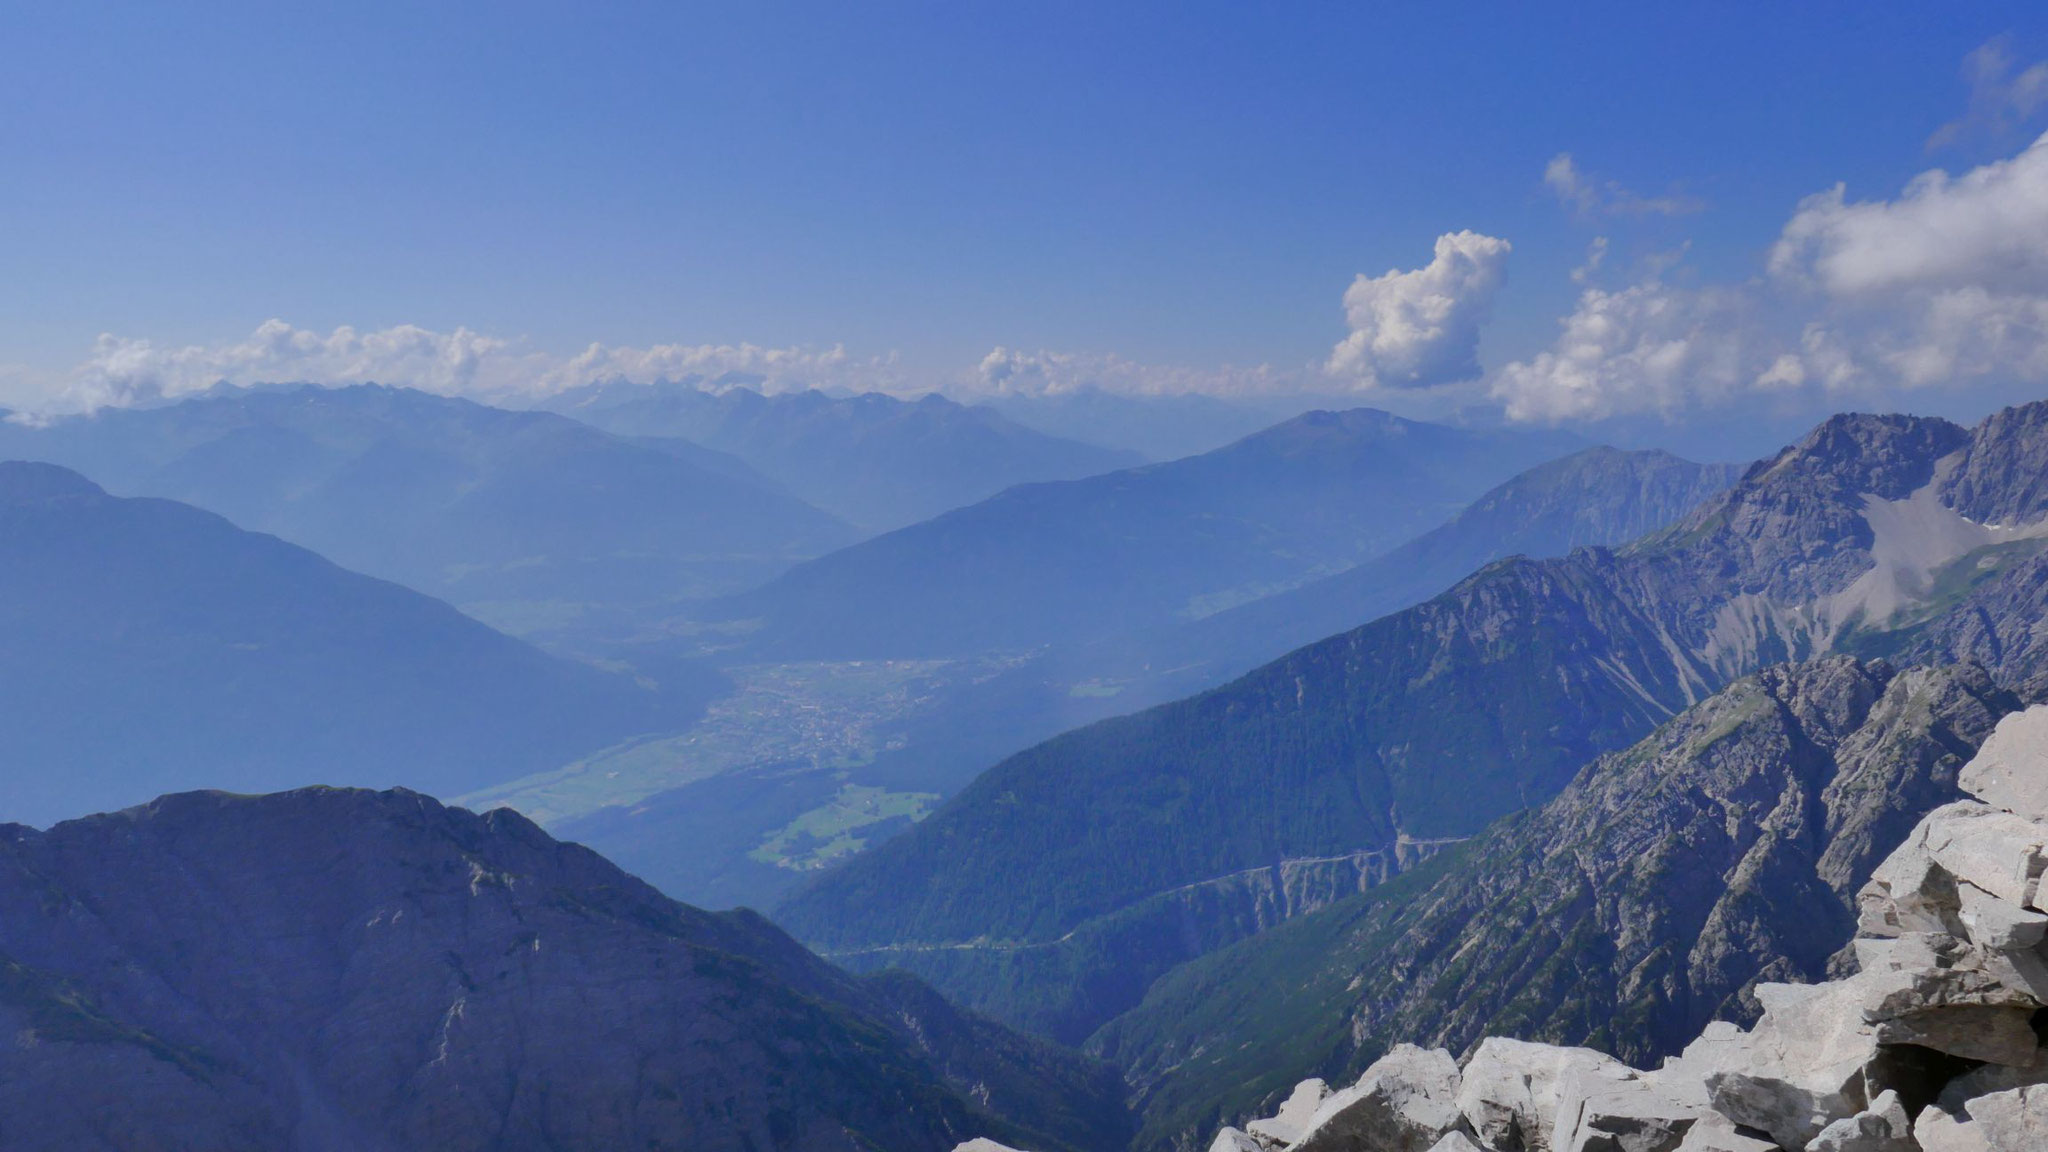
[
  {"xmin": 1249, "ymin": 1078, "xmax": 1333, "ymax": 1147},
  {"xmin": 1956, "ymin": 879, "xmax": 2048, "ymax": 951},
  {"xmin": 1669, "ymin": 1111, "xmax": 1775, "ymax": 1151},
  {"xmin": 1210, "ymin": 1127, "xmax": 1265, "ymax": 1152},
  {"xmin": 1457, "ymin": 1037, "xmax": 1633, "ymax": 1152},
  {"xmin": 1959, "ymin": 705, "xmax": 2048, "ymax": 822},
  {"xmin": 1701, "ymin": 980, "xmax": 1882, "ymax": 1149},
  {"xmin": 1915, "ymin": 1083, "xmax": 2048, "ymax": 1151},
  {"xmin": 1553, "ymin": 1071, "xmax": 1698, "ymax": 1152},
  {"xmin": 1806, "ymin": 1089, "xmax": 1913, "ymax": 1152},
  {"xmin": 1294, "ymin": 1045, "xmax": 1466, "ymax": 1152}
]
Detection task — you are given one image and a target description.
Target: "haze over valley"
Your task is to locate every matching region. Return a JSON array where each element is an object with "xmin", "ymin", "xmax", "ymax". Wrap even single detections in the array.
[{"xmin": 7, "ymin": 6, "xmax": 2048, "ymax": 1151}]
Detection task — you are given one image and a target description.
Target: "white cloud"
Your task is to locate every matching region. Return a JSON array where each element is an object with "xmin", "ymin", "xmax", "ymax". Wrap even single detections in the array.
[
  {"xmin": 970, "ymin": 346, "xmax": 1290, "ymax": 398},
  {"xmin": 1769, "ymin": 132, "xmax": 2048, "ymax": 298},
  {"xmin": 1758, "ymin": 130, "xmax": 2048, "ymax": 399},
  {"xmin": 1543, "ymin": 153, "xmax": 1705, "ymax": 219},
  {"xmin": 1325, "ymin": 231, "xmax": 1511, "ymax": 389},
  {"xmin": 1489, "ymin": 278, "xmax": 1770, "ymax": 422},
  {"xmin": 1497, "ymin": 129, "xmax": 2048, "ymax": 424},
  {"xmin": 47, "ymin": 320, "xmax": 900, "ymax": 415},
  {"xmin": 1928, "ymin": 37, "xmax": 2048, "ymax": 151}
]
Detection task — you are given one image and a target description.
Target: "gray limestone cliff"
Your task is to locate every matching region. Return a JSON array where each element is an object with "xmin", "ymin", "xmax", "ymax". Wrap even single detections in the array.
[{"xmin": 1075, "ymin": 704, "xmax": 2048, "ymax": 1151}]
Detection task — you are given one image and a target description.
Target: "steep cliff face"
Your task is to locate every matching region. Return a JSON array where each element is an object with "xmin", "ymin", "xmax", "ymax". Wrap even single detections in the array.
[
  {"xmin": 0, "ymin": 788, "xmax": 1128, "ymax": 1152},
  {"xmin": 779, "ymin": 405, "xmax": 2048, "ymax": 1047},
  {"xmin": 1089, "ymin": 658, "xmax": 2025, "ymax": 1148},
  {"xmin": 1158, "ymin": 702, "xmax": 2048, "ymax": 1152}
]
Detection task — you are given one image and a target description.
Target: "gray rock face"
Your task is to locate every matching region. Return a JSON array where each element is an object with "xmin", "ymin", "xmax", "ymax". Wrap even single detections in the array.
[
  {"xmin": 1166, "ymin": 703, "xmax": 2048, "ymax": 1152},
  {"xmin": 1098, "ymin": 657, "xmax": 2030, "ymax": 1151},
  {"xmin": 1915, "ymin": 1084, "xmax": 2048, "ymax": 1151},
  {"xmin": 1458, "ymin": 1038, "xmax": 1633, "ymax": 1152},
  {"xmin": 1554, "ymin": 1073, "xmax": 1697, "ymax": 1152},
  {"xmin": 0, "ymin": 788, "xmax": 1129, "ymax": 1152},
  {"xmin": 1959, "ymin": 706, "xmax": 2048, "ymax": 822},
  {"xmin": 1806, "ymin": 1089, "xmax": 1914, "ymax": 1152},
  {"xmin": 1248, "ymin": 1079, "xmax": 1333, "ymax": 1147},
  {"xmin": 1294, "ymin": 1045, "xmax": 1466, "ymax": 1152},
  {"xmin": 790, "ymin": 403, "xmax": 2048, "ymax": 1058},
  {"xmin": 1669, "ymin": 1112, "xmax": 1775, "ymax": 1151}
]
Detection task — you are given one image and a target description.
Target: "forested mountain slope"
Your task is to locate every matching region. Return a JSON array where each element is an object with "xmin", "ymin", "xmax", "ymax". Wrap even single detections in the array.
[
  {"xmin": 778, "ymin": 404, "xmax": 2048, "ymax": 1043},
  {"xmin": 0, "ymin": 787, "xmax": 1130, "ymax": 1152},
  {"xmin": 0, "ymin": 462, "xmax": 683, "ymax": 826},
  {"xmin": 1092, "ymin": 656, "xmax": 2026, "ymax": 1150}
]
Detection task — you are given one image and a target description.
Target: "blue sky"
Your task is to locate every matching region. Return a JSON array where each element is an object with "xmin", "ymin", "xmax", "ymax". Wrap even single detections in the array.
[{"xmin": 4, "ymin": 2, "xmax": 2047, "ymax": 440}]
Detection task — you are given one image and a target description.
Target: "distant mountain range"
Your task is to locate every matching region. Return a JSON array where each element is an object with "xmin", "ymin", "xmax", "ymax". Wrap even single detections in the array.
[
  {"xmin": 541, "ymin": 381, "xmax": 1140, "ymax": 532},
  {"xmin": 0, "ymin": 462, "xmax": 686, "ymax": 827},
  {"xmin": 980, "ymin": 386, "xmax": 1319, "ymax": 463},
  {"xmin": 534, "ymin": 444, "xmax": 1731, "ymax": 915},
  {"xmin": 1050, "ymin": 445, "xmax": 1742, "ymax": 707},
  {"xmin": 710, "ymin": 408, "xmax": 1587, "ymax": 661},
  {"xmin": 777, "ymin": 402, "xmax": 2048, "ymax": 1053},
  {"xmin": 0, "ymin": 384, "xmax": 855, "ymax": 644},
  {"xmin": 0, "ymin": 786, "xmax": 1131, "ymax": 1152}
]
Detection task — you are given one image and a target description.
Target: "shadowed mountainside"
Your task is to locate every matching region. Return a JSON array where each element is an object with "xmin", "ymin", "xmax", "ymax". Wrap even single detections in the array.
[
  {"xmin": 777, "ymin": 403, "xmax": 2048, "ymax": 1047},
  {"xmin": 0, "ymin": 787, "xmax": 1131, "ymax": 1152}
]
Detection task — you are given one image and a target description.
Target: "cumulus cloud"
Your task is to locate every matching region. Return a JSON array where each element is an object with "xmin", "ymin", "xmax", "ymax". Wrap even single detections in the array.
[
  {"xmin": 1769, "ymin": 131, "xmax": 2048, "ymax": 297},
  {"xmin": 1759, "ymin": 130, "xmax": 2048, "ymax": 398},
  {"xmin": 970, "ymin": 346, "xmax": 1290, "ymax": 398},
  {"xmin": 1543, "ymin": 154, "xmax": 1705, "ymax": 219},
  {"xmin": 48, "ymin": 320, "xmax": 897, "ymax": 415},
  {"xmin": 1490, "ymin": 278, "xmax": 1769, "ymax": 422},
  {"xmin": 1325, "ymin": 231, "xmax": 1511, "ymax": 389},
  {"xmin": 1928, "ymin": 37, "xmax": 2048, "ymax": 151},
  {"xmin": 1496, "ymin": 129, "xmax": 2048, "ymax": 424}
]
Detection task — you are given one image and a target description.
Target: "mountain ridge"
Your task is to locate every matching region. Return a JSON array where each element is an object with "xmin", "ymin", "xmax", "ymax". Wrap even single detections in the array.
[
  {"xmin": 0, "ymin": 460, "xmax": 687, "ymax": 826},
  {"xmin": 541, "ymin": 381, "xmax": 1141, "ymax": 532},
  {"xmin": 776, "ymin": 403, "xmax": 2048, "ymax": 1046},
  {"xmin": 0, "ymin": 785, "xmax": 1131, "ymax": 1152},
  {"xmin": 713, "ymin": 407, "xmax": 1588, "ymax": 661},
  {"xmin": 0, "ymin": 384, "xmax": 855, "ymax": 646}
]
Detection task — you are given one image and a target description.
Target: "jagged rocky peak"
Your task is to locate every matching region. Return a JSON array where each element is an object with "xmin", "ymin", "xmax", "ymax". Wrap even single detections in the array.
[{"xmin": 1159, "ymin": 702, "xmax": 2048, "ymax": 1152}]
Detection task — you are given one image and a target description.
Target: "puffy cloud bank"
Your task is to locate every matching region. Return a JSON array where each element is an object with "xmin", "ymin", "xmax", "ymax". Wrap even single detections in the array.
[
  {"xmin": 50, "ymin": 320, "xmax": 895, "ymax": 415},
  {"xmin": 1492, "ymin": 131, "xmax": 2048, "ymax": 422},
  {"xmin": 1326, "ymin": 231, "xmax": 1510, "ymax": 388}
]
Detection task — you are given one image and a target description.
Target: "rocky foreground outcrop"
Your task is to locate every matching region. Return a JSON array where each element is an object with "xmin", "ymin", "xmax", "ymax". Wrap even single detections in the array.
[{"xmin": 1169, "ymin": 705, "xmax": 2048, "ymax": 1152}]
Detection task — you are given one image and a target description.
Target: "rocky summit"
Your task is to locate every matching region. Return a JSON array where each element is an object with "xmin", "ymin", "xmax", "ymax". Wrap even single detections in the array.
[
  {"xmin": 983, "ymin": 703, "xmax": 2048, "ymax": 1152},
  {"xmin": 0, "ymin": 787, "xmax": 1129, "ymax": 1152}
]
